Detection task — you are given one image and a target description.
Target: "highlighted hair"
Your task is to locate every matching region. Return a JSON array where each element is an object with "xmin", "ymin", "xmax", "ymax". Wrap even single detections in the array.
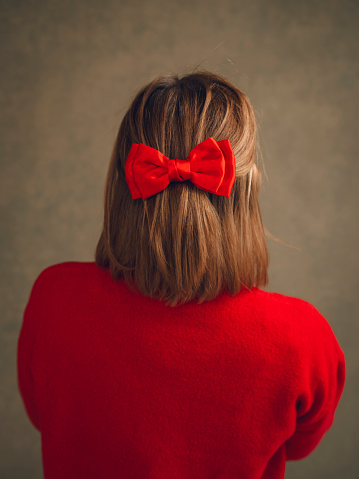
[{"xmin": 95, "ymin": 71, "xmax": 269, "ymax": 306}]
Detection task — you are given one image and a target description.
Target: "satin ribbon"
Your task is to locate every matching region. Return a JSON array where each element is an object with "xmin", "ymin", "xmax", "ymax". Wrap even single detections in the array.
[{"xmin": 124, "ymin": 137, "xmax": 236, "ymax": 200}]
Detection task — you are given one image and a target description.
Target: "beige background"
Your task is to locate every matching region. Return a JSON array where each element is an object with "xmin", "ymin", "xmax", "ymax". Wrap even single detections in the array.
[{"xmin": 1, "ymin": 0, "xmax": 358, "ymax": 477}]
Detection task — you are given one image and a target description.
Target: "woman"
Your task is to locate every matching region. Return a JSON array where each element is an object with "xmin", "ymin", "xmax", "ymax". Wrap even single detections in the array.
[{"xmin": 17, "ymin": 70, "xmax": 346, "ymax": 479}]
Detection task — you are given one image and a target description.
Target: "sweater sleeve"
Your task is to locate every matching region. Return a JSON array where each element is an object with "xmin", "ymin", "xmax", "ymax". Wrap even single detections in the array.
[
  {"xmin": 285, "ymin": 302, "xmax": 346, "ymax": 461},
  {"xmin": 17, "ymin": 271, "xmax": 46, "ymax": 432}
]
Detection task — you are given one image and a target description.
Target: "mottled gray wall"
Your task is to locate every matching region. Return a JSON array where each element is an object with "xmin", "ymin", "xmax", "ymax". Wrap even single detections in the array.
[{"xmin": 1, "ymin": 0, "xmax": 358, "ymax": 477}]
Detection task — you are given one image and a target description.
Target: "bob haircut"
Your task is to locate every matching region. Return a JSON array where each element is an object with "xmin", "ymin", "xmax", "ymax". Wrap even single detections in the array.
[{"xmin": 95, "ymin": 70, "xmax": 269, "ymax": 307}]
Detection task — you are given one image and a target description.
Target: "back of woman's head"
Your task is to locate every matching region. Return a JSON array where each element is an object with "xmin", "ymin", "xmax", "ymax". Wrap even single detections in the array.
[{"xmin": 95, "ymin": 70, "xmax": 269, "ymax": 307}]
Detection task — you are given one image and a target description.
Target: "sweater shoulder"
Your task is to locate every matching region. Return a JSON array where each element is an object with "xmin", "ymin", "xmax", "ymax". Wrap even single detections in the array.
[
  {"xmin": 32, "ymin": 261, "xmax": 103, "ymax": 289},
  {"xmin": 252, "ymin": 288, "xmax": 343, "ymax": 358},
  {"xmin": 253, "ymin": 287, "xmax": 329, "ymax": 326},
  {"xmin": 28, "ymin": 261, "xmax": 102, "ymax": 303},
  {"xmin": 35, "ymin": 261, "xmax": 98, "ymax": 281},
  {"xmin": 253, "ymin": 287, "xmax": 318, "ymax": 312}
]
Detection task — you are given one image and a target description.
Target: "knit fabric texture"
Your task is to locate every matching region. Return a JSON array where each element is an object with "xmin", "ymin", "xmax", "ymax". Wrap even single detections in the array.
[{"xmin": 17, "ymin": 262, "xmax": 346, "ymax": 479}]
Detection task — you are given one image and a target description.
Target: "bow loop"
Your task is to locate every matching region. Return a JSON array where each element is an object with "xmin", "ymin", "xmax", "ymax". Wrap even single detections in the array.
[{"xmin": 125, "ymin": 138, "xmax": 236, "ymax": 200}]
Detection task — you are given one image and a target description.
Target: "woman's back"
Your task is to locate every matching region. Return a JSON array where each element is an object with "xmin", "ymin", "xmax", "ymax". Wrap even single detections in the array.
[{"xmin": 17, "ymin": 261, "xmax": 345, "ymax": 479}]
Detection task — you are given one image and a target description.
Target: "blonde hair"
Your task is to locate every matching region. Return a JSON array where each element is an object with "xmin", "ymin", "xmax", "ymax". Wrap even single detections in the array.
[{"xmin": 95, "ymin": 71, "xmax": 269, "ymax": 306}]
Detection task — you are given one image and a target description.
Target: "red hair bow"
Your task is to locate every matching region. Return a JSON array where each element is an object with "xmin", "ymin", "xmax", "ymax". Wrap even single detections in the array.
[{"xmin": 124, "ymin": 137, "xmax": 236, "ymax": 200}]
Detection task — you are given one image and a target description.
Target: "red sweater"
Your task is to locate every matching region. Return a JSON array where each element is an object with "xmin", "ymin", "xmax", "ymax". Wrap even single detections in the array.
[{"xmin": 17, "ymin": 261, "xmax": 346, "ymax": 479}]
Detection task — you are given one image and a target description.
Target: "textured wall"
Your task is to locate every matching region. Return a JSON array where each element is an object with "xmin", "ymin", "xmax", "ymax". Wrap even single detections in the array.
[{"xmin": 1, "ymin": 0, "xmax": 358, "ymax": 477}]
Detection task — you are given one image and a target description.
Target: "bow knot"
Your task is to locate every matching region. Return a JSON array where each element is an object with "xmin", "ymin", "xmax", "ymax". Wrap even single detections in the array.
[
  {"xmin": 125, "ymin": 137, "xmax": 236, "ymax": 200},
  {"xmin": 168, "ymin": 158, "xmax": 191, "ymax": 182}
]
